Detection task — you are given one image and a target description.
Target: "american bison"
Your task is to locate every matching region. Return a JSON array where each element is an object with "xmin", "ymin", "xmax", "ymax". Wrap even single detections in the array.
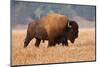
[{"xmin": 24, "ymin": 13, "xmax": 79, "ymax": 48}]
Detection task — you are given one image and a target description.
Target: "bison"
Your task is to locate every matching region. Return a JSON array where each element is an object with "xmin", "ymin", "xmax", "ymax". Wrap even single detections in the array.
[{"xmin": 24, "ymin": 13, "xmax": 79, "ymax": 48}]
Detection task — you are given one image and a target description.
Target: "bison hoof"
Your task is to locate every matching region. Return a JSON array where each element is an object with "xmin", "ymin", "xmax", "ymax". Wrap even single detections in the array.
[
  {"xmin": 47, "ymin": 45, "xmax": 50, "ymax": 47},
  {"xmin": 24, "ymin": 45, "xmax": 27, "ymax": 48},
  {"xmin": 47, "ymin": 45, "xmax": 54, "ymax": 48},
  {"xmin": 35, "ymin": 45, "xmax": 39, "ymax": 48},
  {"xmin": 62, "ymin": 44, "xmax": 68, "ymax": 46}
]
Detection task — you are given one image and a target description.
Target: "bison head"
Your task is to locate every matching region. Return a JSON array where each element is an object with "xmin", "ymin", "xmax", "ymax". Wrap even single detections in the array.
[{"xmin": 67, "ymin": 20, "xmax": 79, "ymax": 43}]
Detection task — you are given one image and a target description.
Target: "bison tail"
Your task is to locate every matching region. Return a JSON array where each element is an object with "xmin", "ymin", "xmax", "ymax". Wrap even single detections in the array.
[{"xmin": 24, "ymin": 24, "xmax": 34, "ymax": 48}]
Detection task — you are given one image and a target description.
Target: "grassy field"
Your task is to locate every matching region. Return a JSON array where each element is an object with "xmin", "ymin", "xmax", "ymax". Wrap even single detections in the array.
[{"xmin": 12, "ymin": 29, "xmax": 96, "ymax": 66}]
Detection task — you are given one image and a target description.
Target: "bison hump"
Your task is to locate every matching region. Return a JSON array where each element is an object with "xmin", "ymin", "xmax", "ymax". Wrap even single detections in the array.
[{"xmin": 40, "ymin": 13, "xmax": 69, "ymax": 39}]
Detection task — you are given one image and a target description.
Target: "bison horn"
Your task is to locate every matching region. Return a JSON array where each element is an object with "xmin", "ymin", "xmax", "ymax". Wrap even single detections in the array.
[{"xmin": 67, "ymin": 20, "xmax": 72, "ymax": 28}]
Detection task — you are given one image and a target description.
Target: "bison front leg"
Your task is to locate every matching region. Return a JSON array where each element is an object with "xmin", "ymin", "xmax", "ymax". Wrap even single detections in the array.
[
  {"xmin": 35, "ymin": 38, "xmax": 41, "ymax": 47},
  {"xmin": 48, "ymin": 40, "xmax": 56, "ymax": 47},
  {"xmin": 62, "ymin": 40, "xmax": 68, "ymax": 46},
  {"xmin": 62, "ymin": 38, "xmax": 68, "ymax": 46}
]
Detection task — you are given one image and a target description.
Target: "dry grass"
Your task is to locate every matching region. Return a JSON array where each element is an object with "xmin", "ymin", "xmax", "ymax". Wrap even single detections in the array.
[{"xmin": 12, "ymin": 29, "xmax": 96, "ymax": 66}]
